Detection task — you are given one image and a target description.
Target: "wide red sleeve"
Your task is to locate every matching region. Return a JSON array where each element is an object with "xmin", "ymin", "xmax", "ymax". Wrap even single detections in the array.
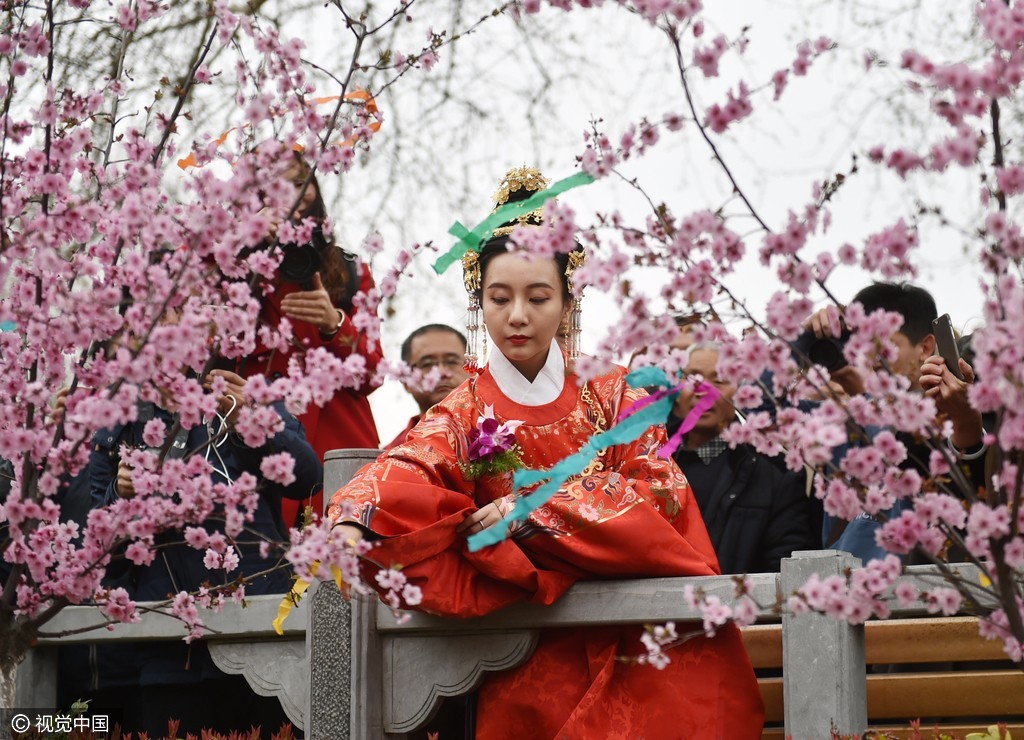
[
  {"xmin": 329, "ymin": 454, "xmax": 577, "ymax": 618},
  {"xmin": 514, "ymin": 422, "xmax": 723, "ymax": 581},
  {"xmin": 328, "ymin": 380, "xmax": 722, "ymax": 618}
]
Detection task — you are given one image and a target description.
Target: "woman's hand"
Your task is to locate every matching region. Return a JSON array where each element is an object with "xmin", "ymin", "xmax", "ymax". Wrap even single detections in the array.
[
  {"xmin": 115, "ymin": 460, "xmax": 135, "ymax": 498},
  {"xmin": 279, "ymin": 272, "xmax": 343, "ymax": 335},
  {"xmin": 334, "ymin": 523, "xmax": 365, "ymax": 546},
  {"xmin": 259, "ymin": 207, "xmax": 286, "ymax": 241},
  {"xmin": 204, "ymin": 369, "xmax": 249, "ymax": 426},
  {"xmin": 457, "ymin": 501, "xmax": 506, "ymax": 537}
]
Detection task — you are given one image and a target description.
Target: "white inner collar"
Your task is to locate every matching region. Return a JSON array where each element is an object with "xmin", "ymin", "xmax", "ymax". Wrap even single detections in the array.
[{"xmin": 486, "ymin": 338, "xmax": 565, "ymax": 406}]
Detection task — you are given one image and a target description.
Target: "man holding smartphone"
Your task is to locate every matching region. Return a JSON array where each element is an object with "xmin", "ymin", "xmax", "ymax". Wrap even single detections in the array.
[
  {"xmin": 920, "ymin": 330, "xmax": 987, "ymax": 464},
  {"xmin": 803, "ymin": 282, "xmax": 941, "ymax": 562}
]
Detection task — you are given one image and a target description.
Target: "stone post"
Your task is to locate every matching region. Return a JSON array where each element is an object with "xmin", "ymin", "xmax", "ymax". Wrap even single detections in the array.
[
  {"xmin": 306, "ymin": 449, "xmax": 382, "ymax": 739},
  {"xmin": 781, "ymin": 549, "xmax": 867, "ymax": 739}
]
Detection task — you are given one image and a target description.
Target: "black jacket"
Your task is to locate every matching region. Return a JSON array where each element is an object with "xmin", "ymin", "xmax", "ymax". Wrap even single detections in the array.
[
  {"xmin": 673, "ymin": 443, "xmax": 817, "ymax": 574},
  {"xmin": 85, "ymin": 401, "xmax": 322, "ymax": 686}
]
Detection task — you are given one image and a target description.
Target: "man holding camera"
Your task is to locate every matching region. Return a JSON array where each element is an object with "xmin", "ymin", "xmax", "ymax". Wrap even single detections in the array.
[
  {"xmin": 802, "ymin": 282, "xmax": 938, "ymax": 562},
  {"xmin": 803, "ymin": 282, "xmax": 937, "ymax": 398}
]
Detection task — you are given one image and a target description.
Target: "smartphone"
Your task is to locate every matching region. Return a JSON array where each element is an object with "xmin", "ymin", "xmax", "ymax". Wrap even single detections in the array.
[
  {"xmin": 932, "ymin": 313, "xmax": 965, "ymax": 381},
  {"xmin": 209, "ymin": 353, "xmax": 239, "ymax": 374}
]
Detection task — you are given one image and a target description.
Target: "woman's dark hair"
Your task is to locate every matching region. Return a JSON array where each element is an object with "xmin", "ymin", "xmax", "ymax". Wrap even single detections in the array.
[
  {"xmin": 473, "ymin": 172, "xmax": 584, "ymax": 304},
  {"xmin": 475, "ymin": 235, "xmax": 583, "ymax": 304}
]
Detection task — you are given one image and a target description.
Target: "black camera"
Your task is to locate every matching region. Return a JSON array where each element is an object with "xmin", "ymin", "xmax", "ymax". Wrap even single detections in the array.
[
  {"xmin": 279, "ymin": 226, "xmax": 329, "ymax": 290},
  {"xmin": 790, "ymin": 328, "xmax": 851, "ymax": 373}
]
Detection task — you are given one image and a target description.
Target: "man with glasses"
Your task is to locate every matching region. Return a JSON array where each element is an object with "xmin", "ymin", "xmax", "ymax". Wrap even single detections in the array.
[
  {"xmin": 386, "ymin": 324, "xmax": 469, "ymax": 449},
  {"xmin": 671, "ymin": 342, "xmax": 816, "ymax": 574}
]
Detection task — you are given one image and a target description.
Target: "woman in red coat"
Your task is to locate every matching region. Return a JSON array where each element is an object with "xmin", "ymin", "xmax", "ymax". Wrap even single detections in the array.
[{"xmin": 242, "ymin": 152, "xmax": 382, "ymax": 528}]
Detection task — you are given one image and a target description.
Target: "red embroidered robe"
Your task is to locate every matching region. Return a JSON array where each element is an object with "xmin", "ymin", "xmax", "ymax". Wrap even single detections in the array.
[{"xmin": 328, "ymin": 364, "xmax": 764, "ymax": 739}]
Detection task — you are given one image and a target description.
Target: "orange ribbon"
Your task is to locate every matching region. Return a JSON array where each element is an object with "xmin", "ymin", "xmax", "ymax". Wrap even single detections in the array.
[{"xmin": 176, "ymin": 88, "xmax": 381, "ymax": 170}]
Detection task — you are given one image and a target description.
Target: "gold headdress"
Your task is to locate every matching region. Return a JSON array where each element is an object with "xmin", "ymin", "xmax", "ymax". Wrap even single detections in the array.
[
  {"xmin": 490, "ymin": 166, "xmax": 550, "ymax": 237},
  {"xmin": 461, "ymin": 166, "xmax": 585, "ymax": 372}
]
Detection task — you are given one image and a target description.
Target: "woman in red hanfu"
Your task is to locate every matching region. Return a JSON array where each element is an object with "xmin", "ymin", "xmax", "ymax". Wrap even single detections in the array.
[{"xmin": 328, "ymin": 167, "xmax": 764, "ymax": 739}]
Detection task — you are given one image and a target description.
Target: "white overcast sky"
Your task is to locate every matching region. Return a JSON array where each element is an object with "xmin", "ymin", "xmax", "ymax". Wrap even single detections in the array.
[{"xmin": 258, "ymin": 1, "xmax": 993, "ymax": 442}]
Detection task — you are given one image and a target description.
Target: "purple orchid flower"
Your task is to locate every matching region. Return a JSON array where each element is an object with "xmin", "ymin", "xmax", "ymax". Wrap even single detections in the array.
[{"xmin": 468, "ymin": 405, "xmax": 523, "ymax": 461}]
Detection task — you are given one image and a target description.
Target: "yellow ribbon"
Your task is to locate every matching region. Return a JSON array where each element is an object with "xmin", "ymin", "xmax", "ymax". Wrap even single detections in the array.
[{"xmin": 272, "ymin": 561, "xmax": 347, "ymax": 634}]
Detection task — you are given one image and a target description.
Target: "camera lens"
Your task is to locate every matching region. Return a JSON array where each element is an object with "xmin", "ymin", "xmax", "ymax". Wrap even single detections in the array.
[
  {"xmin": 279, "ymin": 243, "xmax": 320, "ymax": 285},
  {"xmin": 278, "ymin": 227, "xmax": 328, "ymax": 289},
  {"xmin": 808, "ymin": 338, "xmax": 847, "ymax": 372},
  {"xmin": 791, "ymin": 328, "xmax": 851, "ymax": 373}
]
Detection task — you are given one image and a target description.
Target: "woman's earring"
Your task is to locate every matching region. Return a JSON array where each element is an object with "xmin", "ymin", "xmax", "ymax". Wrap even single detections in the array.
[
  {"xmin": 463, "ymin": 251, "xmax": 483, "ymax": 374},
  {"xmin": 565, "ymin": 297, "xmax": 582, "ymax": 364},
  {"xmin": 563, "ymin": 251, "xmax": 585, "ymax": 365},
  {"xmin": 465, "ymin": 293, "xmax": 482, "ymax": 374}
]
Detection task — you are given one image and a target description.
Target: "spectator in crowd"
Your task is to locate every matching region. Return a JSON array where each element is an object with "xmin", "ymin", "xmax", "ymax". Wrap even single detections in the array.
[
  {"xmin": 804, "ymin": 282, "xmax": 938, "ymax": 399},
  {"xmin": 804, "ymin": 282, "xmax": 941, "ymax": 562},
  {"xmin": 670, "ymin": 342, "xmax": 817, "ymax": 573},
  {"xmin": 386, "ymin": 324, "xmax": 469, "ymax": 449},
  {"xmin": 75, "ymin": 366, "xmax": 322, "ymax": 736},
  {"xmin": 240, "ymin": 146, "xmax": 382, "ymax": 528}
]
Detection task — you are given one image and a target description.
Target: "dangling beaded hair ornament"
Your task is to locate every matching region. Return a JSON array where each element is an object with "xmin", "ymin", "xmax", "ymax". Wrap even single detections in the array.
[
  {"xmin": 563, "ymin": 250, "xmax": 586, "ymax": 366},
  {"xmin": 461, "ymin": 166, "xmax": 587, "ymax": 372},
  {"xmin": 462, "ymin": 250, "xmax": 484, "ymax": 373}
]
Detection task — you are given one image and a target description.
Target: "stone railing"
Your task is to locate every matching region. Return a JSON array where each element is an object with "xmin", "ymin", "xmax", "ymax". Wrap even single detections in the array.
[
  {"xmin": 22, "ymin": 449, "xmax": 1014, "ymax": 739},
  {"xmin": 26, "ymin": 591, "xmax": 310, "ymax": 728}
]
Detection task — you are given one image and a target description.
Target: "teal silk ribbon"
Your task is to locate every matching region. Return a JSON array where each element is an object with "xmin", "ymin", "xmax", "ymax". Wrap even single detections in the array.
[
  {"xmin": 432, "ymin": 172, "xmax": 595, "ymax": 275},
  {"xmin": 467, "ymin": 392, "xmax": 675, "ymax": 551},
  {"xmin": 466, "ymin": 366, "xmax": 720, "ymax": 552}
]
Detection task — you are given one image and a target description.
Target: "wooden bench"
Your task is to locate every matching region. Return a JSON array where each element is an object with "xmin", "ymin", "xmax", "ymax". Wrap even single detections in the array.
[{"xmin": 746, "ymin": 617, "xmax": 1023, "ymax": 739}]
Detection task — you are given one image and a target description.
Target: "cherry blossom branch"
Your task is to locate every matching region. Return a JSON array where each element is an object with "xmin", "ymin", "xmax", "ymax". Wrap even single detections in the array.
[
  {"xmin": 367, "ymin": 0, "xmax": 418, "ymax": 35},
  {"xmin": 0, "ymin": 7, "xmax": 29, "ymax": 229},
  {"xmin": 19, "ymin": 0, "xmax": 58, "ymax": 506},
  {"xmin": 99, "ymin": 3, "xmax": 135, "ymax": 168},
  {"xmin": 991, "ymin": 101, "xmax": 1006, "ymax": 213},
  {"xmin": 150, "ymin": 21, "xmax": 219, "ymax": 167},
  {"xmin": 668, "ymin": 25, "xmax": 770, "ymax": 234}
]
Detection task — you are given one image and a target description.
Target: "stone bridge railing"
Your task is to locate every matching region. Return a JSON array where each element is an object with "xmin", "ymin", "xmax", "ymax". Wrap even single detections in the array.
[{"xmin": 21, "ymin": 449, "xmax": 1009, "ymax": 739}]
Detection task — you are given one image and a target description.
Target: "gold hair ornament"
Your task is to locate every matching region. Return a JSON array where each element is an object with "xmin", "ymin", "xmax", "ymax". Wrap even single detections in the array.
[
  {"xmin": 462, "ymin": 251, "xmax": 483, "ymax": 373},
  {"xmin": 491, "ymin": 166, "xmax": 550, "ymax": 237}
]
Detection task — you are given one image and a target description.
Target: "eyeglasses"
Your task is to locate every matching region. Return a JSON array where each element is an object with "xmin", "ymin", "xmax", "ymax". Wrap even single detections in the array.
[{"xmin": 412, "ymin": 356, "xmax": 464, "ymax": 371}]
